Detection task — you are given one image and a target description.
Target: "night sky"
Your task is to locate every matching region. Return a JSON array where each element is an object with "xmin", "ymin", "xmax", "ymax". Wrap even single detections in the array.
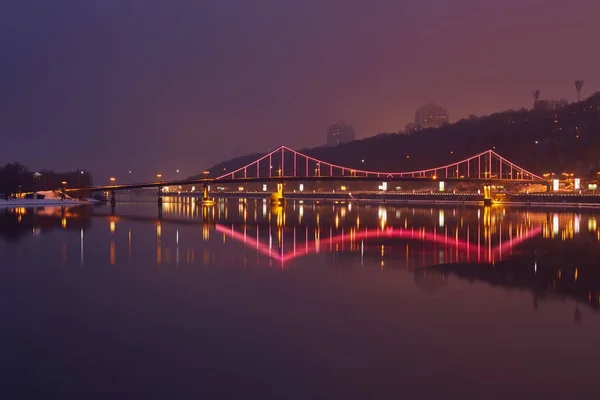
[{"xmin": 1, "ymin": 0, "xmax": 599, "ymax": 183}]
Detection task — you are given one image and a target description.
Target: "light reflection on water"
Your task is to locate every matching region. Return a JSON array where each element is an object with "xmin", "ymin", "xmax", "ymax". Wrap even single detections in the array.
[
  {"xmin": 4, "ymin": 200, "xmax": 600, "ymax": 311},
  {"xmin": 2, "ymin": 200, "xmax": 600, "ymax": 398}
]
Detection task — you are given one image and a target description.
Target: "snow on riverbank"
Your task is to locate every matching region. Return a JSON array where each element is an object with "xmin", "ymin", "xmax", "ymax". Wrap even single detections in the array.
[{"xmin": 0, "ymin": 193, "xmax": 99, "ymax": 208}]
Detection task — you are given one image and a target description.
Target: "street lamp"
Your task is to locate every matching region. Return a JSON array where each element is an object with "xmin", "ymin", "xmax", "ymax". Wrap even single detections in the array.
[
  {"xmin": 32, "ymin": 172, "xmax": 42, "ymax": 199},
  {"xmin": 61, "ymin": 181, "xmax": 67, "ymax": 200},
  {"xmin": 154, "ymin": 174, "xmax": 163, "ymax": 196},
  {"xmin": 110, "ymin": 177, "xmax": 116, "ymax": 186}
]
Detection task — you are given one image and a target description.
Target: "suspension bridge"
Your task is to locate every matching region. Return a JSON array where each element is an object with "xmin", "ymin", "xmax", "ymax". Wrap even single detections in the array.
[
  {"xmin": 71, "ymin": 146, "xmax": 545, "ymax": 205},
  {"xmin": 215, "ymin": 146, "xmax": 543, "ymax": 181}
]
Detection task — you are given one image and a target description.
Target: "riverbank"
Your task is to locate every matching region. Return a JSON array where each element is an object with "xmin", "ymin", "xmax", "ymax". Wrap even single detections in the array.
[
  {"xmin": 0, "ymin": 198, "xmax": 97, "ymax": 208},
  {"xmin": 167, "ymin": 191, "xmax": 600, "ymax": 210}
]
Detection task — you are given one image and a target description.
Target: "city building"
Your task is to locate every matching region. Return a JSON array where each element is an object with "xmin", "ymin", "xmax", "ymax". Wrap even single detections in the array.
[
  {"xmin": 326, "ymin": 121, "xmax": 356, "ymax": 146},
  {"xmin": 414, "ymin": 103, "xmax": 450, "ymax": 129}
]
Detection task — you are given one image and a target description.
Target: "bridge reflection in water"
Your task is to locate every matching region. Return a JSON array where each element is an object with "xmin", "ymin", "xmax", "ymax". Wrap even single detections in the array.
[
  {"xmin": 108, "ymin": 198, "xmax": 544, "ymax": 266},
  {"xmin": 84, "ymin": 198, "xmax": 600, "ymax": 316},
  {"xmin": 6, "ymin": 199, "xmax": 599, "ymax": 317}
]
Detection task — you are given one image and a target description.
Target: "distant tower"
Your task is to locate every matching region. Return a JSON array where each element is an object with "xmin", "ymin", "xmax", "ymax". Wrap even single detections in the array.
[
  {"xmin": 532, "ymin": 89, "xmax": 540, "ymax": 107},
  {"xmin": 575, "ymin": 80, "xmax": 584, "ymax": 102}
]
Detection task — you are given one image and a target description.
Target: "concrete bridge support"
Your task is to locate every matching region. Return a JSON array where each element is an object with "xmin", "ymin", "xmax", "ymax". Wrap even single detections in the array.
[
  {"xmin": 483, "ymin": 185, "xmax": 492, "ymax": 206},
  {"xmin": 270, "ymin": 183, "xmax": 286, "ymax": 206},
  {"xmin": 200, "ymin": 184, "xmax": 215, "ymax": 206}
]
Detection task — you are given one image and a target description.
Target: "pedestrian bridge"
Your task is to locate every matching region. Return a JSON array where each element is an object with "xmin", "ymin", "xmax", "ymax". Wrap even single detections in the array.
[{"xmin": 85, "ymin": 145, "xmax": 544, "ymax": 194}]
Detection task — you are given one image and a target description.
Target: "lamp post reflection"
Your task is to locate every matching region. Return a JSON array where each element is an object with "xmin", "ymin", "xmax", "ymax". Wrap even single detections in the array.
[{"xmin": 89, "ymin": 200, "xmax": 600, "ymax": 316}]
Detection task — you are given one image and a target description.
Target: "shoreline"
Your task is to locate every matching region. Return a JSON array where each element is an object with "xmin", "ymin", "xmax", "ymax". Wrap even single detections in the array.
[
  {"xmin": 108, "ymin": 192, "xmax": 600, "ymax": 211},
  {"xmin": 23, "ymin": 191, "xmax": 600, "ymax": 211},
  {"xmin": 0, "ymin": 199, "xmax": 96, "ymax": 208}
]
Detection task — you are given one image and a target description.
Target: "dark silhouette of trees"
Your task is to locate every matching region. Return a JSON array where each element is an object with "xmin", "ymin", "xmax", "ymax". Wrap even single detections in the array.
[
  {"xmin": 0, "ymin": 164, "xmax": 93, "ymax": 199},
  {"xmin": 0, "ymin": 163, "xmax": 28, "ymax": 199}
]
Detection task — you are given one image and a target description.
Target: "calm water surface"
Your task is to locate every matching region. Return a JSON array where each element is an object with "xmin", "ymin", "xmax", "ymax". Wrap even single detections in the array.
[{"xmin": 1, "ymin": 199, "xmax": 600, "ymax": 399}]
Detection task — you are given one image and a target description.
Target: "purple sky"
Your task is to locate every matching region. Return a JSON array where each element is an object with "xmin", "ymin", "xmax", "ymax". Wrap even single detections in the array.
[{"xmin": 1, "ymin": 0, "xmax": 599, "ymax": 183}]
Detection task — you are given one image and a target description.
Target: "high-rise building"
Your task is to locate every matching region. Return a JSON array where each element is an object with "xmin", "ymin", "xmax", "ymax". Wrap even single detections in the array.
[
  {"xmin": 327, "ymin": 121, "xmax": 356, "ymax": 146},
  {"xmin": 414, "ymin": 103, "xmax": 449, "ymax": 129}
]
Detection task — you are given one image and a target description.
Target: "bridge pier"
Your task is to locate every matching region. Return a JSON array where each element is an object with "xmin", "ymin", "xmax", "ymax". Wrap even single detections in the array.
[
  {"xmin": 201, "ymin": 183, "xmax": 215, "ymax": 206},
  {"xmin": 483, "ymin": 185, "xmax": 492, "ymax": 206},
  {"xmin": 270, "ymin": 183, "xmax": 286, "ymax": 206},
  {"xmin": 110, "ymin": 190, "xmax": 116, "ymax": 206}
]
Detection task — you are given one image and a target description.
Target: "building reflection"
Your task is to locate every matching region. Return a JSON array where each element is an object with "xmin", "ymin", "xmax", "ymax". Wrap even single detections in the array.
[
  {"xmin": 0, "ymin": 205, "xmax": 92, "ymax": 241},
  {"xmin": 427, "ymin": 257, "xmax": 600, "ymax": 318}
]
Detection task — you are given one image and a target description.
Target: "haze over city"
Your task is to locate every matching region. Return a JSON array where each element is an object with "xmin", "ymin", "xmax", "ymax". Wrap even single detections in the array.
[
  {"xmin": 5, "ymin": 2, "xmax": 600, "ymax": 399},
  {"xmin": 1, "ymin": 0, "xmax": 599, "ymax": 181}
]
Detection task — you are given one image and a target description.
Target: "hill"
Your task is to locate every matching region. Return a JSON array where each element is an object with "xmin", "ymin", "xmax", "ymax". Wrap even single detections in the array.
[{"xmin": 196, "ymin": 93, "xmax": 600, "ymax": 179}]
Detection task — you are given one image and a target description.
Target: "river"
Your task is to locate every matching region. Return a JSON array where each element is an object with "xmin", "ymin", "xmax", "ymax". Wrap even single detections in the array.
[{"xmin": 1, "ymin": 199, "xmax": 599, "ymax": 399}]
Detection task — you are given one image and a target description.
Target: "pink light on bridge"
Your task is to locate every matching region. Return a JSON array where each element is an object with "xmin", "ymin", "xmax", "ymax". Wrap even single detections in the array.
[
  {"xmin": 215, "ymin": 145, "xmax": 544, "ymax": 182},
  {"xmin": 214, "ymin": 223, "xmax": 543, "ymax": 267}
]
